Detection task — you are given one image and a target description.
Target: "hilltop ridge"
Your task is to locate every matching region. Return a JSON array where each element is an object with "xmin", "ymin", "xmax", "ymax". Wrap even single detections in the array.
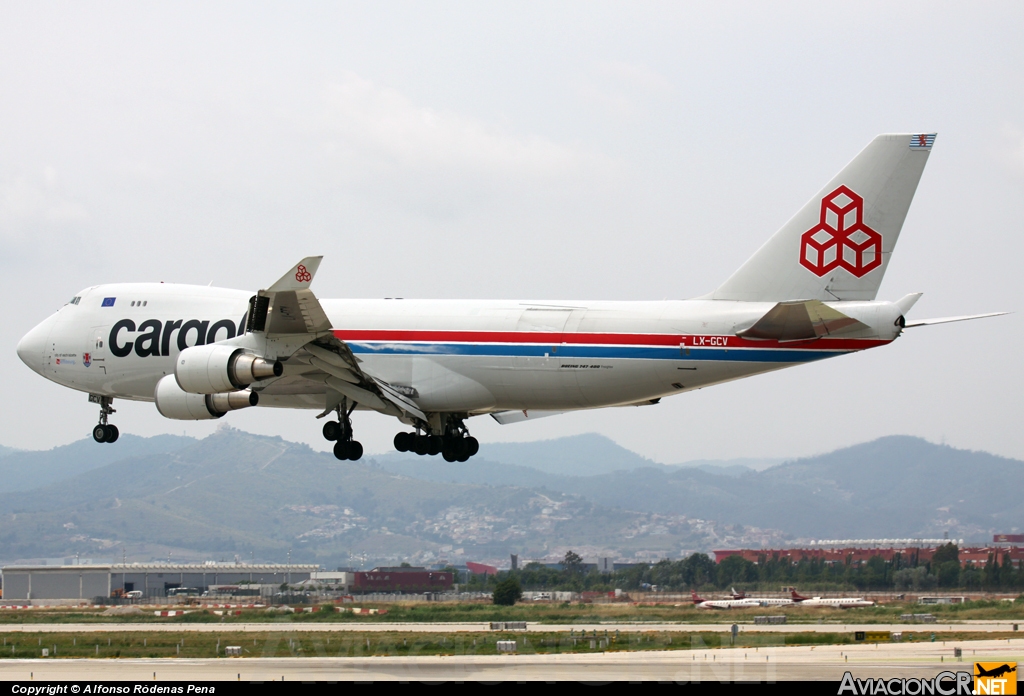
[{"xmin": 0, "ymin": 431, "xmax": 1018, "ymax": 567}]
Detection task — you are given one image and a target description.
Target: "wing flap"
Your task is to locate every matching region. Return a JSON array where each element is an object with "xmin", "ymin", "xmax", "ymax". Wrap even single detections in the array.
[
  {"xmin": 372, "ymin": 379, "xmax": 428, "ymax": 422},
  {"xmin": 491, "ymin": 410, "xmax": 566, "ymax": 425},
  {"xmin": 308, "ymin": 355, "xmax": 360, "ymax": 384},
  {"xmin": 325, "ymin": 376, "xmax": 389, "ymax": 412}
]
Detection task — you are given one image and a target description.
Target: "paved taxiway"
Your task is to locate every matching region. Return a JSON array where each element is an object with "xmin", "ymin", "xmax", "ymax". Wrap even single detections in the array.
[
  {"xmin": 0, "ymin": 639, "xmax": 1020, "ymax": 681},
  {"xmin": 0, "ymin": 621, "xmax": 1018, "ymax": 634}
]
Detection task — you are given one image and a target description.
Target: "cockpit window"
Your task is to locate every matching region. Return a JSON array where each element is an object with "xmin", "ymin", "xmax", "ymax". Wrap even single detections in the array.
[{"xmin": 67, "ymin": 296, "xmax": 81, "ymax": 305}]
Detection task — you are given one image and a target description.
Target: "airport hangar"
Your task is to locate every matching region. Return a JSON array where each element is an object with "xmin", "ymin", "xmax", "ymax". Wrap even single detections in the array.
[{"xmin": 0, "ymin": 563, "xmax": 318, "ymax": 602}]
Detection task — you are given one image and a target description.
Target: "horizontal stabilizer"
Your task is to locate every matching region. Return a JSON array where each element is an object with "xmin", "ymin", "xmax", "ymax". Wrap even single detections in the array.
[
  {"xmin": 904, "ymin": 312, "xmax": 1009, "ymax": 328},
  {"xmin": 491, "ymin": 410, "xmax": 565, "ymax": 425},
  {"xmin": 737, "ymin": 300, "xmax": 868, "ymax": 341},
  {"xmin": 894, "ymin": 292, "xmax": 924, "ymax": 314}
]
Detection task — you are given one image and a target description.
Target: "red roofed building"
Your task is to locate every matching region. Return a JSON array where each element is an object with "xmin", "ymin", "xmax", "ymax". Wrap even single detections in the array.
[
  {"xmin": 353, "ymin": 567, "xmax": 453, "ymax": 592},
  {"xmin": 466, "ymin": 561, "xmax": 498, "ymax": 576},
  {"xmin": 714, "ymin": 546, "xmax": 1023, "ymax": 568}
]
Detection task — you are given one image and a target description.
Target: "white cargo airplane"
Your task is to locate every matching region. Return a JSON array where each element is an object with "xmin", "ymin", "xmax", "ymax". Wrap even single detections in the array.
[{"xmin": 17, "ymin": 134, "xmax": 1005, "ymax": 462}]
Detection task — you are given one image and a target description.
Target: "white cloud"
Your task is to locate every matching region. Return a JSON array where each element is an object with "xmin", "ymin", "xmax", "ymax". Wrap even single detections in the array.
[
  {"xmin": 573, "ymin": 61, "xmax": 672, "ymax": 119},
  {"xmin": 600, "ymin": 60, "xmax": 673, "ymax": 95},
  {"xmin": 310, "ymin": 73, "xmax": 614, "ymax": 182},
  {"xmin": 0, "ymin": 172, "xmax": 87, "ymax": 229},
  {"xmin": 999, "ymin": 123, "xmax": 1024, "ymax": 173}
]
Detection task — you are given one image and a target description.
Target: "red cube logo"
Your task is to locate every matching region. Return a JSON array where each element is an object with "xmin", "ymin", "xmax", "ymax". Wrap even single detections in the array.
[{"xmin": 800, "ymin": 185, "xmax": 882, "ymax": 278}]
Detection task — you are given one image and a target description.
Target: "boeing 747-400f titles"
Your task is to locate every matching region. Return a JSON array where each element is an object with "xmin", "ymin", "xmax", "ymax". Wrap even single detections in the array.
[{"xmin": 16, "ymin": 134, "xmax": 1006, "ymax": 461}]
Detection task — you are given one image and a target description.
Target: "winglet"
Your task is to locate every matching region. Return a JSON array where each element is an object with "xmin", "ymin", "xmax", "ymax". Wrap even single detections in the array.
[{"xmin": 267, "ymin": 257, "xmax": 323, "ymax": 293}]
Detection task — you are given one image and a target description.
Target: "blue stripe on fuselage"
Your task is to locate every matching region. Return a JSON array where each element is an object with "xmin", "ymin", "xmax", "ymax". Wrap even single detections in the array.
[{"xmin": 346, "ymin": 342, "xmax": 844, "ymax": 363}]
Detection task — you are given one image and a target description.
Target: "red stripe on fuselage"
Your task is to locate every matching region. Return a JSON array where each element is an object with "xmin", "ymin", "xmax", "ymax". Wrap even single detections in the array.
[{"xmin": 332, "ymin": 330, "xmax": 890, "ymax": 351}]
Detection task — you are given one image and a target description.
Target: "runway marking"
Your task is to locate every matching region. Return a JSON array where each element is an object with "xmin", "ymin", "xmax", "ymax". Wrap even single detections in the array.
[
  {"xmin": 0, "ymin": 622, "xmax": 1019, "ymax": 634},
  {"xmin": 0, "ymin": 639, "xmax": 1019, "ymax": 682}
]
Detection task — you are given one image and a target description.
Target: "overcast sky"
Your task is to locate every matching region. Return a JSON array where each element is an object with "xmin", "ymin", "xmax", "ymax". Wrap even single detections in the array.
[{"xmin": 2, "ymin": 1, "xmax": 1021, "ymax": 463}]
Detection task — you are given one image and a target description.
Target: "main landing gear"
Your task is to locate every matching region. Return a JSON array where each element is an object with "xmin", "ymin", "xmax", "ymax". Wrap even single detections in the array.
[
  {"xmin": 322, "ymin": 402, "xmax": 363, "ymax": 461},
  {"xmin": 394, "ymin": 417, "xmax": 479, "ymax": 462},
  {"xmin": 90, "ymin": 395, "xmax": 119, "ymax": 444}
]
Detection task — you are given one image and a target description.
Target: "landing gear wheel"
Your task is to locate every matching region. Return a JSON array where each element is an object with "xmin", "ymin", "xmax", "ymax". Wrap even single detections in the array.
[
  {"xmin": 413, "ymin": 436, "xmax": 430, "ymax": 456},
  {"xmin": 427, "ymin": 436, "xmax": 443, "ymax": 457},
  {"xmin": 347, "ymin": 441, "xmax": 363, "ymax": 461},
  {"xmin": 438, "ymin": 416, "xmax": 479, "ymax": 462},
  {"xmin": 322, "ymin": 421, "xmax": 341, "ymax": 441},
  {"xmin": 91, "ymin": 395, "xmax": 118, "ymax": 444},
  {"xmin": 333, "ymin": 439, "xmax": 364, "ymax": 461},
  {"xmin": 394, "ymin": 432, "xmax": 412, "ymax": 452}
]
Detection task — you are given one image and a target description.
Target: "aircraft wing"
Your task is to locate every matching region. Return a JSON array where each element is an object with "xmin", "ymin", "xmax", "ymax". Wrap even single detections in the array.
[{"xmin": 240, "ymin": 257, "xmax": 428, "ymax": 425}]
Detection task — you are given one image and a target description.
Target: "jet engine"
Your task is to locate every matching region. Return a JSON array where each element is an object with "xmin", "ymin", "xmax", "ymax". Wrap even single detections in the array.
[
  {"xmin": 175, "ymin": 344, "xmax": 281, "ymax": 394},
  {"xmin": 155, "ymin": 374, "xmax": 259, "ymax": 420}
]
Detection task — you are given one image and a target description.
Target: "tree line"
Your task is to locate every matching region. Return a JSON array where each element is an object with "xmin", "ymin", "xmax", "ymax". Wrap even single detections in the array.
[{"xmin": 465, "ymin": 545, "xmax": 1024, "ymax": 594}]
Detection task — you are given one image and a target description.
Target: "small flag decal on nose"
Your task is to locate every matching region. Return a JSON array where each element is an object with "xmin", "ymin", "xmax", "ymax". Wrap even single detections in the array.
[
  {"xmin": 909, "ymin": 133, "xmax": 936, "ymax": 149},
  {"xmin": 101, "ymin": 297, "xmax": 116, "ymax": 307}
]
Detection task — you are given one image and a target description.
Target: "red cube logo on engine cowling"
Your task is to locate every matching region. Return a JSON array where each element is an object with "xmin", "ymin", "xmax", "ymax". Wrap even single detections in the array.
[{"xmin": 799, "ymin": 185, "xmax": 882, "ymax": 278}]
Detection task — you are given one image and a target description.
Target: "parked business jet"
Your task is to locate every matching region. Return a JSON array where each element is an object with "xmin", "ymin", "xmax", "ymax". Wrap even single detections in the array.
[
  {"xmin": 17, "ymin": 134, "xmax": 1005, "ymax": 462},
  {"xmin": 790, "ymin": 590, "xmax": 875, "ymax": 608},
  {"xmin": 691, "ymin": 590, "xmax": 759, "ymax": 610}
]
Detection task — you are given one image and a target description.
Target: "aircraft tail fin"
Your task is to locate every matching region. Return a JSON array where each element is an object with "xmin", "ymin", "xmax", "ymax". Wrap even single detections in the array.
[
  {"xmin": 791, "ymin": 589, "xmax": 809, "ymax": 602},
  {"xmin": 710, "ymin": 134, "xmax": 935, "ymax": 302}
]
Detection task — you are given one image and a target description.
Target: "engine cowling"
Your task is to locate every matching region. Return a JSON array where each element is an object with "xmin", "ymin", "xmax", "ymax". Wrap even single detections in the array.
[
  {"xmin": 175, "ymin": 344, "xmax": 281, "ymax": 394},
  {"xmin": 155, "ymin": 374, "xmax": 259, "ymax": 420}
]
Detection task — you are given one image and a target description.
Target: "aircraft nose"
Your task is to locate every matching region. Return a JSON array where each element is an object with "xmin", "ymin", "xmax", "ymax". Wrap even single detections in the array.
[{"xmin": 17, "ymin": 316, "xmax": 54, "ymax": 373}]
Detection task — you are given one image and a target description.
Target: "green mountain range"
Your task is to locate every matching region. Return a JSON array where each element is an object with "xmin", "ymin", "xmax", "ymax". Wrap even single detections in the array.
[{"xmin": 0, "ymin": 430, "xmax": 1019, "ymax": 568}]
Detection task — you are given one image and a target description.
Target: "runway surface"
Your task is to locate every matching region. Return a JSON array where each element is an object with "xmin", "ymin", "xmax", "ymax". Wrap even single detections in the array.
[
  {"xmin": 0, "ymin": 639, "xmax": 1020, "ymax": 681},
  {"xmin": 0, "ymin": 621, "xmax": 1018, "ymax": 634}
]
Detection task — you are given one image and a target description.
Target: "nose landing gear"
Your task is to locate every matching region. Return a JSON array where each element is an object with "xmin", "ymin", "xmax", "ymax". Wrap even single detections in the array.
[
  {"xmin": 89, "ymin": 395, "xmax": 119, "ymax": 444},
  {"xmin": 322, "ymin": 400, "xmax": 363, "ymax": 461}
]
